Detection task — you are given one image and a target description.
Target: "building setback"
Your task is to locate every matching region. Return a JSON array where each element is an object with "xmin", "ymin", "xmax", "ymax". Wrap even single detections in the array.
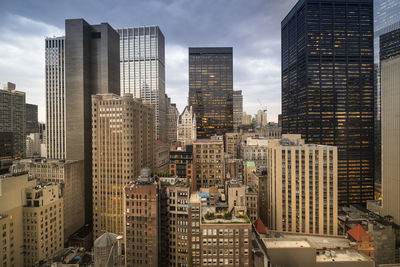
[
  {"xmin": 0, "ymin": 82, "xmax": 26, "ymax": 159},
  {"xmin": 46, "ymin": 36, "xmax": 66, "ymax": 160},
  {"xmin": 266, "ymin": 135, "xmax": 338, "ymax": 235},
  {"xmin": 65, "ymin": 19, "xmax": 120, "ymax": 222},
  {"xmin": 25, "ymin": 159, "xmax": 85, "ymax": 239},
  {"xmin": 23, "ymin": 183, "xmax": 64, "ymax": 267},
  {"xmin": 92, "ymin": 94, "xmax": 155, "ymax": 240},
  {"xmin": 188, "ymin": 47, "xmax": 233, "ymax": 138},
  {"xmin": 281, "ymin": 0, "xmax": 374, "ymax": 205},
  {"xmin": 118, "ymin": 26, "xmax": 167, "ymax": 142}
]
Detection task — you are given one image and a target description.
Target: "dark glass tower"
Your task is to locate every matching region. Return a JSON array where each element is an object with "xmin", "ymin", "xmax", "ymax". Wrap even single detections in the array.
[
  {"xmin": 380, "ymin": 28, "xmax": 400, "ymax": 61},
  {"xmin": 188, "ymin": 47, "xmax": 233, "ymax": 138},
  {"xmin": 282, "ymin": 0, "xmax": 374, "ymax": 205}
]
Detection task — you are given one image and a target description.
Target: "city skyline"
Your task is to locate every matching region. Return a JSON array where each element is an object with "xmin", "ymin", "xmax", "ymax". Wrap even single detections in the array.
[{"xmin": 0, "ymin": 0, "xmax": 299, "ymax": 123}]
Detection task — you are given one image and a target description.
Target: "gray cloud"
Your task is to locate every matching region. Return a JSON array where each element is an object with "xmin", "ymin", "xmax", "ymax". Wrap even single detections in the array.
[{"xmin": 0, "ymin": 0, "xmax": 298, "ymax": 122}]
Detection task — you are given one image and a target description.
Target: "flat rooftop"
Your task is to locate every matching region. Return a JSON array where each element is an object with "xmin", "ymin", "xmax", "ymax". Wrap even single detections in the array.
[
  {"xmin": 268, "ymin": 232, "xmax": 350, "ymax": 249},
  {"xmin": 316, "ymin": 249, "xmax": 371, "ymax": 262},
  {"xmin": 265, "ymin": 240, "xmax": 311, "ymax": 248}
]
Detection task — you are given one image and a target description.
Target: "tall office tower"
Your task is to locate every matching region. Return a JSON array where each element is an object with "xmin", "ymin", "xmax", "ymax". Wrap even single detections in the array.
[
  {"xmin": 0, "ymin": 171, "xmax": 36, "ymax": 267},
  {"xmin": 124, "ymin": 170, "xmax": 158, "ymax": 267},
  {"xmin": 25, "ymin": 104, "xmax": 38, "ymax": 135},
  {"xmin": 92, "ymin": 94, "xmax": 155, "ymax": 240},
  {"xmin": 0, "ymin": 82, "xmax": 26, "ymax": 159},
  {"xmin": 162, "ymin": 179, "xmax": 190, "ymax": 267},
  {"xmin": 188, "ymin": 47, "xmax": 233, "ymax": 138},
  {"xmin": 26, "ymin": 133, "xmax": 41, "ymax": 157},
  {"xmin": 188, "ymin": 190, "xmax": 253, "ymax": 267},
  {"xmin": 256, "ymin": 110, "xmax": 267, "ymax": 129},
  {"xmin": 177, "ymin": 106, "xmax": 197, "ymax": 144},
  {"xmin": 373, "ymin": 0, "xmax": 400, "ymax": 185},
  {"xmin": 167, "ymin": 100, "xmax": 179, "ymax": 143},
  {"xmin": 46, "ymin": 36, "xmax": 65, "ymax": 160},
  {"xmin": 192, "ymin": 136, "xmax": 224, "ymax": 190},
  {"xmin": 380, "ymin": 28, "xmax": 400, "ymax": 225},
  {"xmin": 266, "ymin": 135, "xmax": 338, "ymax": 235},
  {"xmin": 23, "ymin": 183, "xmax": 64, "ymax": 267},
  {"xmin": 282, "ymin": 0, "xmax": 374, "ymax": 205},
  {"xmin": 233, "ymin": 90, "xmax": 243, "ymax": 131},
  {"xmin": 65, "ymin": 19, "xmax": 120, "ymax": 222},
  {"xmin": 25, "ymin": 159, "xmax": 85, "ymax": 239},
  {"xmin": 118, "ymin": 26, "xmax": 167, "ymax": 142}
]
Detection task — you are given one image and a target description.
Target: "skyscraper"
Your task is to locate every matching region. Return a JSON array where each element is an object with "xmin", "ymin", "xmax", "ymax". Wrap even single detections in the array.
[
  {"xmin": 282, "ymin": 0, "xmax": 374, "ymax": 205},
  {"xmin": 45, "ymin": 36, "xmax": 65, "ymax": 160},
  {"xmin": 379, "ymin": 28, "xmax": 400, "ymax": 225},
  {"xmin": 0, "ymin": 82, "xmax": 26, "ymax": 159},
  {"xmin": 92, "ymin": 93, "xmax": 155, "ymax": 240},
  {"xmin": 65, "ymin": 19, "xmax": 120, "ymax": 222},
  {"xmin": 373, "ymin": 0, "xmax": 400, "ymax": 185},
  {"xmin": 118, "ymin": 26, "xmax": 167, "ymax": 142},
  {"xmin": 25, "ymin": 103, "xmax": 38, "ymax": 135},
  {"xmin": 233, "ymin": 90, "xmax": 243, "ymax": 132},
  {"xmin": 188, "ymin": 47, "xmax": 233, "ymax": 138}
]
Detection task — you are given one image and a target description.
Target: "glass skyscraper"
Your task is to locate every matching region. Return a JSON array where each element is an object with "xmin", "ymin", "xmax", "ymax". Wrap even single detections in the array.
[
  {"xmin": 188, "ymin": 47, "xmax": 233, "ymax": 138},
  {"xmin": 282, "ymin": 0, "xmax": 374, "ymax": 205},
  {"xmin": 118, "ymin": 26, "xmax": 166, "ymax": 142}
]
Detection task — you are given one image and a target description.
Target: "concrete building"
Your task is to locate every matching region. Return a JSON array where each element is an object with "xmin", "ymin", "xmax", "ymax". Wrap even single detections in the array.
[
  {"xmin": 92, "ymin": 94, "xmax": 154, "ymax": 240},
  {"xmin": 225, "ymin": 132, "xmax": 241, "ymax": 159},
  {"xmin": 25, "ymin": 103, "xmax": 39, "ymax": 135},
  {"xmin": 118, "ymin": 26, "xmax": 167, "ymax": 142},
  {"xmin": 24, "ymin": 159, "xmax": 85, "ymax": 239},
  {"xmin": 0, "ymin": 170, "xmax": 36, "ymax": 267},
  {"xmin": 177, "ymin": 106, "xmax": 196, "ymax": 144},
  {"xmin": 339, "ymin": 205, "xmax": 399, "ymax": 265},
  {"xmin": 124, "ymin": 169, "xmax": 158, "ymax": 267},
  {"xmin": 162, "ymin": 178, "xmax": 190, "ymax": 267},
  {"xmin": 227, "ymin": 178, "xmax": 246, "ymax": 215},
  {"xmin": 169, "ymin": 147, "xmax": 194, "ymax": 189},
  {"xmin": 266, "ymin": 134, "xmax": 338, "ymax": 235},
  {"xmin": 26, "ymin": 133, "xmax": 41, "ymax": 158},
  {"xmin": 225, "ymin": 158, "xmax": 243, "ymax": 184},
  {"xmin": 65, "ymin": 19, "xmax": 120, "ymax": 222},
  {"xmin": 167, "ymin": 99, "xmax": 179, "ymax": 143},
  {"xmin": 193, "ymin": 136, "xmax": 224, "ymax": 190},
  {"xmin": 256, "ymin": 122, "xmax": 282, "ymax": 138},
  {"xmin": 46, "ymin": 36, "xmax": 66, "ymax": 160},
  {"xmin": 188, "ymin": 190, "xmax": 252, "ymax": 267},
  {"xmin": 155, "ymin": 141, "xmax": 170, "ymax": 174},
  {"xmin": 261, "ymin": 233, "xmax": 374, "ymax": 267},
  {"xmin": 381, "ymin": 54, "xmax": 400, "ymax": 225},
  {"xmin": 246, "ymin": 166, "xmax": 268, "ymax": 224},
  {"xmin": 256, "ymin": 110, "xmax": 267, "ymax": 129},
  {"xmin": 233, "ymin": 90, "xmax": 243, "ymax": 132},
  {"xmin": 0, "ymin": 82, "xmax": 26, "ymax": 159},
  {"xmin": 23, "ymin": 182, "xmax": 64, "ymax": 267},
  {"xmin": 242, "ymin": 112, "xmax": 252, "ymax": 126},
  {"xmin": 242, "ymin": 137, "xmax": 269, "ymax": 167}
]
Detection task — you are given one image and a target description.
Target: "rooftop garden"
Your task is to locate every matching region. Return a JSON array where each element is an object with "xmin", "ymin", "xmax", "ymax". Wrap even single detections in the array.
[{"xmin": 202, "ymin": 212, "xmax": 250, "ymax": 224}]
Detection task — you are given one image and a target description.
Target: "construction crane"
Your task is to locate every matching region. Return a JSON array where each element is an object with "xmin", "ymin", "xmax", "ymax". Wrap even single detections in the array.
[{"xmin": 257, "ymin": 99, "xmax": 267, "ymax": 113}]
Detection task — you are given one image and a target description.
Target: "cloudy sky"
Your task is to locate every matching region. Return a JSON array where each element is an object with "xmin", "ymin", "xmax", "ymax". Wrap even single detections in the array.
[{"xmin": 0, "ymin": 0, "xmax": 298, "ymax": 122}]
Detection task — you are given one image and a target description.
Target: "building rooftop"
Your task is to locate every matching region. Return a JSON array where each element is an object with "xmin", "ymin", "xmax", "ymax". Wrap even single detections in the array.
[
  {"xmin": 266, "ymin": 232, "xmax": 351, "ymax": 249},
  {"xmin": 265, "ymin": 240, "xmax": 311, "ymax": 248},
  {"xmin": 316, "ymin": 249, "xmax": 371, "ymax": 262}
]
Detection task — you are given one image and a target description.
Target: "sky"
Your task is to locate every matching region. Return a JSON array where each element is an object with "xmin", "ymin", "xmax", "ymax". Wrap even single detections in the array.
[{"xmin": 0, "ymin": 0, "xmax": 298, "ymax": 122}]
